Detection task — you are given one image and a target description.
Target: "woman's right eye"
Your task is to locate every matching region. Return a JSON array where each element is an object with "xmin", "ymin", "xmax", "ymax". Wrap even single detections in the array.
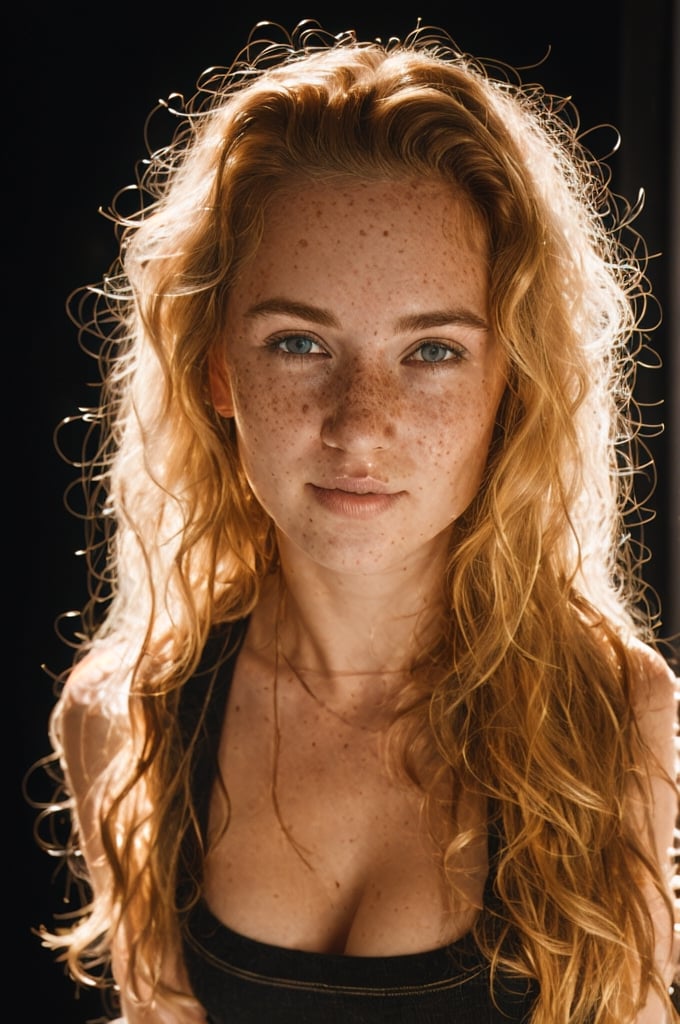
[{"xmin": 271, "ymin": 333, "xmax": 324, "ymax": 356}]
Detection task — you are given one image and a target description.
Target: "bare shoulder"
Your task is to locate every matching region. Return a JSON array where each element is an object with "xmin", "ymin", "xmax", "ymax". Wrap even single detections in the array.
[
  {"xmin": 62, "ymin": 644, "xmax": 131, "ymax": 711},
  {"xmin": 624, "ymin": 637, "xmax": 679, "ymax": 776},
  {"xmin": 626, "ymin": 638, "xmax": 678, "ymax": 714},
  {"xmin": 56, "ymin": 644, "xmax": 134, "ymax": 791}
]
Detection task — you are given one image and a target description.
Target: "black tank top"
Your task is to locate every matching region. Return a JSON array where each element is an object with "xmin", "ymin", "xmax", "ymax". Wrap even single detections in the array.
[{"xmin": 178, "ymin": 621, "xmax": 539, "ymax": 1023}]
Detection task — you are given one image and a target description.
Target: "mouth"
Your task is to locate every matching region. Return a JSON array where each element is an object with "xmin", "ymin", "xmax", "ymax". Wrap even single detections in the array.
[{"xmin": 307, "ymin": 480, "xmax": 403, "ymax": 518}]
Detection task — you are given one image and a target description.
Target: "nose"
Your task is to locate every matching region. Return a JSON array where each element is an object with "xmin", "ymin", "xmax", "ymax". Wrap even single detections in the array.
[{"xmin": 320, "ymin": 360, "xmax": 397, "ymax": 453}]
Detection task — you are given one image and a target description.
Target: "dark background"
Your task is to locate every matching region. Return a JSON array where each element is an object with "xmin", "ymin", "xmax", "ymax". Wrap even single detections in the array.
[{"xmin": 19, "ymin": 2, "xmax": 677, "ymax": 1020}]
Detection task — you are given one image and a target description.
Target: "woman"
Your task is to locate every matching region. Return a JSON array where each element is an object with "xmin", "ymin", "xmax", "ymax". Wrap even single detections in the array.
[{"xmin": 38, "ymin": 21, "xmax": 679, "ymax": 1023}]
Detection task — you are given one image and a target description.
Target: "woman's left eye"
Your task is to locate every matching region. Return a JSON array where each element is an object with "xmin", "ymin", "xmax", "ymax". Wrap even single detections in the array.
[
  {"xmin": 272, "ymin": 334, "xmax": 324, "ymax": 356},
  {"xmin": 408, "ymin": 342, "xmax": 465, "ymax": 364}
]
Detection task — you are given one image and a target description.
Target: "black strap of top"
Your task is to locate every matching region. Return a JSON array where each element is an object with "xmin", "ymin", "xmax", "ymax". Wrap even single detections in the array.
[{"xmin": 177, "ymin": 619, "xmax": 249, "ymax": 906}]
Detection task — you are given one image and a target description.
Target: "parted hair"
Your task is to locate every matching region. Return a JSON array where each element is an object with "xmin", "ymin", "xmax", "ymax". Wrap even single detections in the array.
[{"xmin": 39, "ymin": 21, "xmax": 677, "ymax": 1023}]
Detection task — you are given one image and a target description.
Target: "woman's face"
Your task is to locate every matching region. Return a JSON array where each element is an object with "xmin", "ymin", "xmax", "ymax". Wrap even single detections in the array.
[{"xmin": 212, "ymin": 178, "xmax": 506, "ymax": 577}]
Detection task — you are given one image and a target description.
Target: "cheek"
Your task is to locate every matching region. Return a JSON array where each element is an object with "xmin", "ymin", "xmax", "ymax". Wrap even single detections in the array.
[
  {"xmin": 413, "ymin": 388, "xmax": 500, "ymax": 473},
  {"xmin": 231, "ymin": 369, "xmax": 315, "ymax": 456},
  {"xmin": 232, "ymin": 368, "xmax": 281, "ymax": 424}
]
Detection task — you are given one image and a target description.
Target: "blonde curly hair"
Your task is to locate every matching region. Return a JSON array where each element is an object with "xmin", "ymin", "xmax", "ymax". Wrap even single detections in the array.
[{"xmin": 37, "ymin": 22, "xmax": 677, "ymax": 1023}]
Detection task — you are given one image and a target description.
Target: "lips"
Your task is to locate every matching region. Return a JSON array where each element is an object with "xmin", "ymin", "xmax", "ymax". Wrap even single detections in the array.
[
  {"xmin": 322, "ymin": 476, "xmax": 394, "ymax": 495},
  {"xmin": 307, "ymin": 479, "xmax": 403, "ymax": 518}
]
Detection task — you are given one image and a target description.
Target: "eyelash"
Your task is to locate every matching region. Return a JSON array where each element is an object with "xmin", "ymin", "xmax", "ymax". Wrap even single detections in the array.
[{"xmin": 267, "ymin": 333, "xmax": 467, "ymax": 365}]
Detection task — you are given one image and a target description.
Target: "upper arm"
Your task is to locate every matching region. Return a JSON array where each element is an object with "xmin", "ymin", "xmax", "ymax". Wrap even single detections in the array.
[
  {"xmin": 627, "ymin": 642, "xmax": 679, "ymax": 998},
  {"xmin": 55, "ymin": 646, "xmax": 132, "ymax": 891},
  {"xmin": 629, "ymin": 643, "xmax": 678, "ymax": 866},
  {"xmin": 55, "ymin": 651, "xmax": 207, "ymax": 1022}
]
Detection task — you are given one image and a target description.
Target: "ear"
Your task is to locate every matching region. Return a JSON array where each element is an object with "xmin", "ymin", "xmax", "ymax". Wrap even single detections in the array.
[{"xmin": 208, "ymin": 350, "xmax": 235, "ymax": 418}]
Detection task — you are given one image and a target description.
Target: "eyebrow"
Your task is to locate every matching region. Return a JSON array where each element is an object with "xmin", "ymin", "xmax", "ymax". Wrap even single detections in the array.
[
  {"xmin": 394, "ymin": 309, "xmax": 489, "ymax": 332},
  {"xmin": 244, "ymin": 297, "xmax": 489, "ymax": 332},
  {"xmin": 245, "ymin": 298, "xmax": 339, "ymax": 327}
]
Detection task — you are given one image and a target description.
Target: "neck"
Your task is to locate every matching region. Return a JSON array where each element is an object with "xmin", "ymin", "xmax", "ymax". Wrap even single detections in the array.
[{"xmin": 250, "ymin": 534, "xmax": 449, "ymax": 684}]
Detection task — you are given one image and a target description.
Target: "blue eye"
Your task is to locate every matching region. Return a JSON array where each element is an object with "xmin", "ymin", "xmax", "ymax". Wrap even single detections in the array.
[
  {"xmin": 410, "ymin": 342, "xmax": 463, "ymax": 364},
  {"xmin": 420, "ymin": 343, "xmax": 449, "ymax": 363},
  {"xmin": 275, "ymin": 334, "xmax": 321, "ymax": 356}
]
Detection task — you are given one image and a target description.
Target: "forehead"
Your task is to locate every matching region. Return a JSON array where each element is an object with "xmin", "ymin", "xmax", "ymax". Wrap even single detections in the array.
[
  {"xmin": 266, "ymin": 176, "xmax": 486, "ymax": 250},
  {"xmin": 232, "ymin": 178, "xmax": 490, "ymax": 312}
]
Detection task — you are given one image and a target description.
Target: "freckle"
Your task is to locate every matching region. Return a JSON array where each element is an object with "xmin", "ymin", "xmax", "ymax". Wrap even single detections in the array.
[
  {"xmin": 383, "ymin": 230, "xmax": 389, "ymax": 236},
  {"xmin": 301, "ymin": 403, "xmax": 309, "ymax": 414},
  {"xmin": 359, "ymin": 228, "xmax": 366, "ymax": 236}
]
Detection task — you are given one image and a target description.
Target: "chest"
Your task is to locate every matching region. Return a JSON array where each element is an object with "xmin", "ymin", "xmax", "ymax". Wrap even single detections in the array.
[{"xmin": 200, "ymin": 653, "xmax": 488, "ymax": 956}]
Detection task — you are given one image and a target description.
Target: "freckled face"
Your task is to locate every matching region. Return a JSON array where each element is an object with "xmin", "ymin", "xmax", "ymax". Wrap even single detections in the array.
[{"xmin": 212, "ymin": 179, "xmax": 506, "ymax": 576}]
